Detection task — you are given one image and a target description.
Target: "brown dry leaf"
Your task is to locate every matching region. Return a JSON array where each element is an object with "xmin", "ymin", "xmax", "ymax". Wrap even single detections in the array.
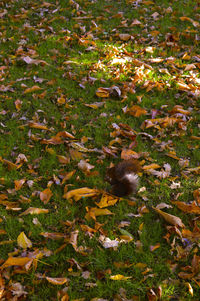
[
  {"xmin": 64, "ymin": 187, "xmax": 99, "ymax": 201},
  {"xmin": 24, "ymin": 85, "xmax": 42, "ymax": 94},
  {"xmin": 96, "ymin": 193, "xmax": 119, "ymax": 208},
  {"xmin": 172, "ymin": 201, "xmax": 200, "ymax": 214},
  {"xmin": 14, "ymin": 179, "xmax": 26, "ymax": 191},
  {"xmin": 1, "ymin": 257, "xmax": 32, "ymax": 269},
  {"xmin": 153, "ymin": 206, "xmax": 185, "ymax": 228},
  {"xmin": 96, "ymin": 87, "xmax": 110, "ymax": 98},
  {"xmin": 127, "ymin": 105, "xmax": 147, "ymax": 117},
  {"xmin": 61, "ymin": 170, "xmax": 76, "ymax": 184},
  {"xmin": 20, "ymin": 207, "xmax": 49, "ymax": 216},
  {"xmin": 0, "ymin": 158, "xmax": 21, "ymax": 170},
  {"xmin": 29, "ymin": 122, "xmax": 49, "ymax": 130},
  {"xmin": 17, "ymin": 232, "xmax": 32, "ymax": 249},
  {"xmin": 119, "ymin": 33, "xmax": 131, "ymax": 41},
  {"xmin": 46, "ymin": 277, "xmax": 68, "ymax": 285},
  {"xmin": 40, "ymin": 188, "xmax": 53, "ymax": 204},
  {"xmin": 57, "ymin": 155, "xmax": 70, "ymax": 164}
]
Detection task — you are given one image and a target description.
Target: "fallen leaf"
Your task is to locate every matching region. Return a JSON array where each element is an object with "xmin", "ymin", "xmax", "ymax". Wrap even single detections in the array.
[
  {"xmin": 40, "ymin": 188, "xmax": 53, "ymax": 204},
  {"xmin": 96, "ymin": 193, "xmax": 119, "ymax": 208},
  {"xmin": 1, "ymin": 257, "xmax": 32, "ymax": 269},
  {"xmin": 17, "ymin": 232, "xmax": 32, "ymax": 249},
  {"xmin": 20, "ymin": 207, "xmax": 49, "ymax": 216},
  {"xmin": 46, "ymin": 277, "xmax": 68, "ymax": 285},
  {"xmin": 14, "ymin": 179, "xmax": 26, "ymax": 191},
  {"xmin": 110, "ymin": 274, "xmax": 132, "ymax": 280},
  {"xmin": 63, "ymin": 187, "xmax": 99, "ymax": 201},
  {"xmin": 24, "ymin": 85, "xmax": 42, "ymax": 94},
  {"xmin": 153, "ymin": 206, "xmax": 185, "ymax": 227}
]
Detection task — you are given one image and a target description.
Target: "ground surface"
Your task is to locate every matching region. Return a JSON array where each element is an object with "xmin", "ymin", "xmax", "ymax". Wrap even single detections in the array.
[{"xmin": 0, "ymin": 0, "xmax": 200, "ymax": 300}]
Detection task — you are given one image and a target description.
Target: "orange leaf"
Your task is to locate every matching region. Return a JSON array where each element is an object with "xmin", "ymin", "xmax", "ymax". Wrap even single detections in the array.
[
  {"xmin": 14, "ymin": 179, "xmax": 26, "ymax": 191},
  {"xmin": 1, "ymin": 257, "xmax": 32, "ymax": 269},
  {"xmin": 172, "ymin": 201, "xmax": 200, "ymax": 214},
  {"xmin": 24, "ymin": 85, "xmax": 42, "ymax": 94},
  {"xmin": 127, "ymin": 105, "xmax": 147, "ymax": 117},
  {"xmin": 96, "ymin": 87, "xmax": 110, "ymax": 98},
  {"xmin": 143, "ymin": 164, "xmax": 160, "ymax": 170},
  {"xmin": 29, "ymin": 122, "xmax": 49, "ymax": 130},
  {"xmin": 40, "ymin": 188, "xmax": 53, "ymax": 204}
]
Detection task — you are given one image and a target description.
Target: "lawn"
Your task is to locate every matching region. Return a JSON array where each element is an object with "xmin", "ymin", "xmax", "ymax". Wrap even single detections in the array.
[{"xmin": 0, "ymin": 0, "xmax": 200, "ymax": 300}]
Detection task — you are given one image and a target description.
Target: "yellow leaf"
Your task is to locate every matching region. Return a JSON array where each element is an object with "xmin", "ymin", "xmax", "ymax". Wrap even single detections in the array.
[
  {"xmin": 57, "ymin": 96, "xmax": 66, "ymax": 104},
  {"xmin": 24, "ymin": 85, "xmax": 42, "ymax": 94},
  {"xmin": 1, "ymin": 257, "xmax": 32, "ymax": 269},
  {"xmin": 64, "ymin": 187, "xmax": 99, "ymax": 201},
  {"xmin": 46, "ymin": 277, "xmax": 68, "ymax": 285},
  {"xmin": 17, "ymin": 232, "xmax": 32, "ymax": 249},
  {"xmin": 110, "ymin": 274, "xmax": 132, "ymax": 280},
  {"xmin": 143, "ymin": 164, "xmax": 160, "ymax": 170},
  {"xmin": 85, "ymin": 207, "xmax": 113, "ymax": 221},
  {"xmin": 96, "ymin": 193, "xmax": 119, "ymax": 208}
]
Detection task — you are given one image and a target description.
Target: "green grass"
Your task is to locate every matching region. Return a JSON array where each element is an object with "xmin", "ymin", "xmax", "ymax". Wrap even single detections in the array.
[{"xmin": 0, "ymin": 0, "xmax": 200, "ymax": 300}]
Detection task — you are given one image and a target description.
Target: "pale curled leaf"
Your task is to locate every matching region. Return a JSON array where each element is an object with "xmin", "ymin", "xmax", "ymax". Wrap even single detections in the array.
[
  {"xmin": 153, "ymin": 206, "xmax": 185, "ymax": 227},
  {"xmin": 99, "ymin": 235, "xmax": 120, "ymax": 249},
  {"xmin": 20, "ymin": 207, "xmax": 49, "ymax": 216},
  {"xmin": 46, "ymin": 277, "xmax": 68, "ymax": 285}
]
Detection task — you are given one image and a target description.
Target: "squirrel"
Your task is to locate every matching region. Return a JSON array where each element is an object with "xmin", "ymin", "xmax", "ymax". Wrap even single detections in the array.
[{"xmin": 105, "ymin": 159, "xmax": 141, "ymax": 197}]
